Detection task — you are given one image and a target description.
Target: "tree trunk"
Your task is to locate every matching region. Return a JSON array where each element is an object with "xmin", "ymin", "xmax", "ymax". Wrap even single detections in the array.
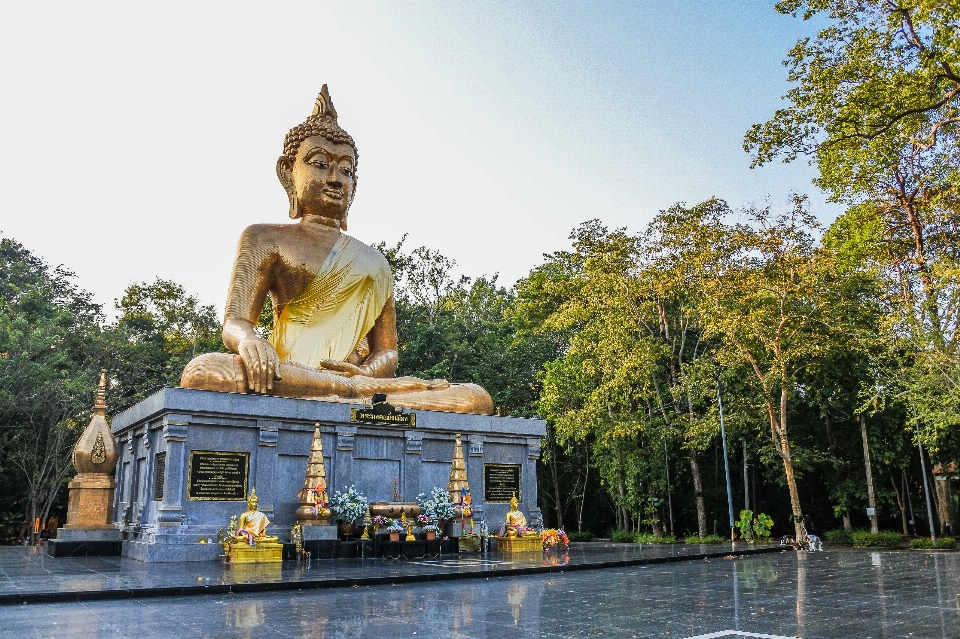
[
  {"xmin": 842, "ymin": 510, "xmax": 852, "ymax": 531},
  {"xmin": 890, "ymin": 472, "xmax": 909, "ymax": 536},
  {"xmin": 770, "ymin": 389, "xmax": 804, "ymax": 540},
  {"xmin": 688, "ymin": 448, "xmax": 708, "ymax": 538},
  {"xmin": 934, "ymin": 475, "xmax": 955, "ymax": 537},
  {"xmin": 860, "ymin": 416, "xmax": 878, "ymax": 534}
]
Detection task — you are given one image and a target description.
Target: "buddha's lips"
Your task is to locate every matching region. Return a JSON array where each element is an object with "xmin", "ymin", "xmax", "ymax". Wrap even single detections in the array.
[{"xmin": 322, "ymin": 189, "xmax": 343, "ymax": 199}]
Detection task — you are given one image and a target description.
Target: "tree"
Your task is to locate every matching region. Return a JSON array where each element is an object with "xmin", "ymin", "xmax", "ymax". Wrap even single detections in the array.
[
  {"xmin": 746, "ymin": 0, "xmax": 960, "ymax": 460},
  {"xmin": 0, "ymin": 239, "xmax": 102, "ymax": 542},
  {"xmin": 657, "ymin": 198, "xmax": 881, "ymax": 539},
  {"xmin": 102, "ymin": 279, "xmax": 225, "ymax": 409}
]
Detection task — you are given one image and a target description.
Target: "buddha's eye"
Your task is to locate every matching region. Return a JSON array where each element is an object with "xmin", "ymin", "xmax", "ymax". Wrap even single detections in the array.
[
  {"xmin": 309, "ymin": 159, "xmax": 329, "ymax": 169},
  {"xmin": 341, "ymin": 166, "xmax": 354, "ymax": 177}
]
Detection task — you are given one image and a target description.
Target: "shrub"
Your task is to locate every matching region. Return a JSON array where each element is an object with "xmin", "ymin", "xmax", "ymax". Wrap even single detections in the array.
[
  {"xmin": 635, "ymin": 533, "xmax": 678, "ymax": 544},
  {"xmin": 823, "ymin": 529, "xmax": 854, "ymax": 545},
  {"xmin": 567, "ymin": 531, "xmax": 595, "ymax": 542},
  {"xmin": 910, "ymin": 536, "xmax": 955, "ymax": 549},
  {"xmin": 936, "ymin": 537, "xmax": 956, "ymax": 549},
  {"xmin": 691, "ymin": 534, "xmax": 727, "ymax": 544},
  {"xmin": 910, "ymin": 537, "xmax": 934, "ymax": 549},
  {"xmin": 610, "ymin": 529, "xmax": 635, "ymax": 543},
  {"xmin": 851, "ymin": 531, "xmax": 902, "ymax": 548}
]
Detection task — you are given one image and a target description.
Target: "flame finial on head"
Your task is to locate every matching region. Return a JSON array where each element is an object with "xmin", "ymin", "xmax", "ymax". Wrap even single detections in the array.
[{"xmin": 311, "ymin": 84, "xmax": 338, "ymax": 120}]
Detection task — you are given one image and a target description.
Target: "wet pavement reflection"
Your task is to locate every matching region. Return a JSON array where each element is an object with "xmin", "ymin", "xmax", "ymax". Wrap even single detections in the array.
[{"xmin": 0, "ymin": 549, "xmax": 956, "ymax": 638}]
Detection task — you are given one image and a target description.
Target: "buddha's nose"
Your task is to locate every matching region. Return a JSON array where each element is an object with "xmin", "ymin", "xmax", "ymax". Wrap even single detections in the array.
[{"xmin": 326, "ymin": 165, "xmax": 342, "ymax": 185}]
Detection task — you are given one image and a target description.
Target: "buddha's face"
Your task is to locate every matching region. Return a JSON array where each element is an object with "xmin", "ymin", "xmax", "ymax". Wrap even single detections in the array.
[
  {"xmin": 248, "ymin": 495, "xmax": 258, "ymax": 510},
  {"xmin": 288, "ymin": 136, "xmax": 356, "ymax": 223}
]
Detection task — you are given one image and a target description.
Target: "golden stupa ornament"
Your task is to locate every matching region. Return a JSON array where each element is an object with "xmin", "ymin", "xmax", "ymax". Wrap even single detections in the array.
[
  {"xmin": 64, "ymin": 370, "xmax": 120, "ymax": 530},
  {"xmin": 296, "ymin": 424, "xmax": 331, "ymax": 524},
  {"xmin": 447, "ymin": 434, "xmax": 469, "ymax": 508}
]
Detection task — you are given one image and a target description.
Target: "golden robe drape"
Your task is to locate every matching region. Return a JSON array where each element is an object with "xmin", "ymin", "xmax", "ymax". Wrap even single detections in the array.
[{"xmin": 269, "ymin": 234, "xmax": 393, "ymax": 367}]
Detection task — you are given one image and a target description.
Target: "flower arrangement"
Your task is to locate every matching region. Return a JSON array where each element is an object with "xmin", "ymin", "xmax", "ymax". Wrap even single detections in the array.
[
  {"xmin": 541, "ymin": 528, "xmax": 569, "ymax": 550},
  {"xmin": 417, "ymin": 487, "xmax": 455, "ymax": 521},
  {"xmin": 416, "ymin": 513, "xmax": 433, "ymax": 527},
  {"xmin": 330, "ymin": 485, "xmax": 368, "ymax": 524},
  {"xmin": 304, "ymin": 479, "xmax": 328, "ymax": 516},
  {"xmin": 371, "ymin": 515, "xmax": 389, "ymax": 527},
  {"xmin": 421, "ymin": 523, "xmax": 439, "ymax": 532},
  {"xmin": 385, "ymin": 519, "xmax": 404, "ymax": 534}
]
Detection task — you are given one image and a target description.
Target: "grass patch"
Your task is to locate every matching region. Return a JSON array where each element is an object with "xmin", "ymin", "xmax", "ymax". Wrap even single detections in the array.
[
  {"xmin": 851, "ymin": 531, "xmax": 903, "ymax": 548},
  {"xmin": 911, "ymin": 537, "xmax": 956, "ymax": 549},
  {"xmin": 687, "ymin": 534, "xmax": 727, "ymax": 544},
  {"xmin": 634, "ymin": 533, "xmax": 678, "ymax": 544}
]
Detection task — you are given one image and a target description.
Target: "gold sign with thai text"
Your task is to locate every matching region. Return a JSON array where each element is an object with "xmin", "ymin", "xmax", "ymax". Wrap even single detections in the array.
[
  {"xmin": 484, "ymin": 464, "xmax": 521, "ymax": 503},
  {"xmin": 350, "ymin": 407, "xmax": 416, "ymax": 427},
  {"xmin": 187, "ymin": 450, "xmax": 249, "ymax": 501}
]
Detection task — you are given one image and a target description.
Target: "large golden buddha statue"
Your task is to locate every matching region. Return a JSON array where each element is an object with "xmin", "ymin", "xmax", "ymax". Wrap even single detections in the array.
[{"xmin": 181, "ymin": 87, "xmax": 493, "ymax": 415}]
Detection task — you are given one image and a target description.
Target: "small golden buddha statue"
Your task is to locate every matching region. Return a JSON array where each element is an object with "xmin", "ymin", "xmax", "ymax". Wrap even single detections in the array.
[
  {"xmin": 235, "ymin": 489, "xmax": 279, "ymax": 545},
  {"xmin": 180, "ymin": 86, "xmax": 493, "ymax": 415},
  {"xmin": 504, "ymin": 493, "xmax": 536, "ymax": 538}
]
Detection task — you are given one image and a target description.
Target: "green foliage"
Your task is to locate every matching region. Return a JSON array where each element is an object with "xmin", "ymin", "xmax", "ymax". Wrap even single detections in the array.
[
  {"xmin": 103, "ymin": 278, "xmax": 225, "ymax": 409},
  {"xmin": 851, "ymin": 531, "xmax": 903, "ymax": 547},
  {"xmin": 737, "ymin": 510, "xmax": 775, "ymax": 543},
  {"xmin": 567, "ymin": 531, "xmax": 595, "ymax": 542},
  {"xmin": 610, "ymin": 529, "xmax": 635, "ymax": 543},
  {"xmin": 0, "ymin": 239, "xmax": 107, "ymax": 542},
  {"xmin": 823, "ymin": 529, "xmax": 854, "ymax": 545},
  {"xmin": 913, "ymin": 536, "xmax": 958, "ymax": 550}
]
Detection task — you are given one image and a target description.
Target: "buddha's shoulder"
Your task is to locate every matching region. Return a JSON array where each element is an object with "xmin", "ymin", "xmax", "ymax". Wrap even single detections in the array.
[
  {"xmin": 237, "ymin": 223, "xmax": 295, "ymax": 243},
  {"xmin": 344, "ymin": 235, "xmax": 391, "ymax": 268}
]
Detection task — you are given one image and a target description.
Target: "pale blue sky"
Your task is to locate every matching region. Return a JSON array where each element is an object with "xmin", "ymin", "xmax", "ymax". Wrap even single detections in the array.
[{"xmin": 0, "ymin": 1, "xmax": 836, "ymax": 316}]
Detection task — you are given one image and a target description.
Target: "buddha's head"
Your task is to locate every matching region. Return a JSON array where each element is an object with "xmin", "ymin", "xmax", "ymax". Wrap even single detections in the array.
[
  {"xmin": 247, "ymin": 488, "xmax": 259, "ymax": 511},
  {"xmin": 510, "ymin": 493, "xmax": 519, "ymax": 511},
  {"xmin": 277, "ymin": 85, "xmax": 358, "ymax": 230}
]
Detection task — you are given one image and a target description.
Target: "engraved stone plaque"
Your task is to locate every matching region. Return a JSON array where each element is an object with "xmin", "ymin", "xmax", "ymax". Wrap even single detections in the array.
[
  {"xmin": 153, "ymin": 452, "xmax": 166, "ymax": 501},
  {"xmin": 187, "ymin": 450, "xmax": 249, "ymax": 501},
  {"xmin": 484, "ymin": 463, "xmax": 521, "ymax": 503}
]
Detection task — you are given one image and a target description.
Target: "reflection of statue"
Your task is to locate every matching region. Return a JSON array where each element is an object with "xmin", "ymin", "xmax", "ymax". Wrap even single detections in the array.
[
  {"xmin": 180, "ymin": 86, "xmax": 493, "ymax": 415},
  {"xmin": 504, "ymin": 493, "xmax": 536, "ymax": 537},
  {"xmin": 236, "ymin": 489, "xmax": 278, "ymax": 545}
]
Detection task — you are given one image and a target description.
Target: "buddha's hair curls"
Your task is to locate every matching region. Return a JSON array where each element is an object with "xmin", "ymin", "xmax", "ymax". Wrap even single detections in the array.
[{"xmin": 282, "ymin": 116, "xmax": 358, "ymax": 170}]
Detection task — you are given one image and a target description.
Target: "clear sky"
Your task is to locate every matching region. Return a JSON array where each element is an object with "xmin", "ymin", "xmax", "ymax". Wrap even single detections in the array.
[{"xmin": 0, "ymin": 1, "xmax": 838, "ymax": 317}]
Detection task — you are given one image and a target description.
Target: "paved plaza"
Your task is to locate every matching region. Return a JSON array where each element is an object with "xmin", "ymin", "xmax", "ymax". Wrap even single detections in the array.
[{"xmin": 0, "ymin": 546, "xmax": 957, "ymax": 638}]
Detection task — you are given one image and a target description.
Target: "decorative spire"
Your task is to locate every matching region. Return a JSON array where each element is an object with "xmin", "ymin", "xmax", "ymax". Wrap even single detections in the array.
[
  {"xmin": 94, "ymin": 369, "xmax": 107, "ymax": 416},
  {"xmin": 296, "ymin": 424, "xmax": 331, "ymax": 523},
  {"xmin": 311, "ymin": 84, "xmax": 338, "ymax": 121},
  {"xmin": 447, "ymin": 434, "xmax": 469, "ymax": 505}
]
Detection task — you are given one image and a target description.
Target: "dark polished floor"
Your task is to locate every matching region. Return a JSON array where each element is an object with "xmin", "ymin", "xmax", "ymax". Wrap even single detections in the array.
[{"xmin": 0, "ymin": 548, "xmax": 956, "ymax": 638}]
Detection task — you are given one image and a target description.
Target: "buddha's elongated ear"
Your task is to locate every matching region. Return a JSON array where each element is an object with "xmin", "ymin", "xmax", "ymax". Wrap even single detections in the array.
[{"xmin": 277, "ymin": 156, "xmax": 302, "ymax": 219}]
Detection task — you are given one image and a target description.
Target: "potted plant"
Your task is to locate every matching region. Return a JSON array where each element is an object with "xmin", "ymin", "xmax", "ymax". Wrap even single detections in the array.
[
  {"xmin": 371, "ymin": 515, "xmax": 389, "ymax": 535},
  {"xmin": 330, "ymin": 485, "xmax": 369, "ymax": 539},
  {"xmin": 417, "ymin": 513, "xmax": 437, "ymax": 540},
  {"xmin": 385, "ymin": 519, "xmax": 404, "ymax": 542},
  {"xmin": 417, "ymin": 487, "xmax": 455, "ymax": 533}
]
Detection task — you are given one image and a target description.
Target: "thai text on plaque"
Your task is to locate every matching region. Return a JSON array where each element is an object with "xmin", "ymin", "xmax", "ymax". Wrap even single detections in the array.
[
  {"xmin": 187, "ymin": 450, "xmax": 250, "ymax": 501},
  {"xmin": 484, "ymin": 464, "xmax": 521, "ymax": 503}
]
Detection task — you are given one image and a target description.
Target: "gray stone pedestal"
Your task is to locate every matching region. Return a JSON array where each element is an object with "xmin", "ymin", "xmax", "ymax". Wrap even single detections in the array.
[{"xmin": 108, "ymin": 388, "xmax": 546, "ymax": 562}]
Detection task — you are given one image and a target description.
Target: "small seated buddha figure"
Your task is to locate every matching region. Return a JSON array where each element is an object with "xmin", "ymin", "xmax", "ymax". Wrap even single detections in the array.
[
  {"xmin": 504, "ymin": 493, "xmax": 537, "ymax": 538},
  {"xmin": 235, "ymin": 489, "xmax": 279, "ymax": 545},
  {"xmin": 180, "ymin": 86, "xmax": 493, "ymax": 415}
]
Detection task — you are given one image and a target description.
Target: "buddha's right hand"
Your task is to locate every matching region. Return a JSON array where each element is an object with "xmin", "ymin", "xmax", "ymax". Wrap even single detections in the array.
[{"xmin": 237, "ymin": 337, "xmax": 283, "ymax": 393}]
